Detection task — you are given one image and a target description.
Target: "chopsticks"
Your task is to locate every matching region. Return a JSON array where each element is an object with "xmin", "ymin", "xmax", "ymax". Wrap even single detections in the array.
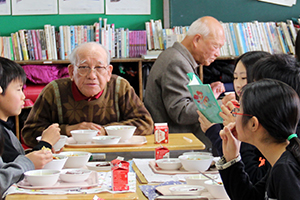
[{"xmin": 198, "ymin": 171, "xmax": 221, "ymax": 185}]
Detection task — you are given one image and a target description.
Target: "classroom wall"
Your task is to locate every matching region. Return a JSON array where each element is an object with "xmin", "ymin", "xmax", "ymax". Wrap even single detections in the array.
[
  {"xmin": 169, "ymin": 0, "xmax": 300, "ymax": 27},
  {"xmin": 0, "ymin": 0, "xmax": 163, "ymax": 36}
]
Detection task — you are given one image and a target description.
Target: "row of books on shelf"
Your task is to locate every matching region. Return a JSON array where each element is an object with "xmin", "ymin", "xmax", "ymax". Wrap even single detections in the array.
[
  {"xmin": 0, "ymin": 20, "xmax": 148, "ymax": 61},
  {"xmin": 1, "ymin": 17, "xmax": 300, "ymax": 62},
  {"xmin": 220, "ymin": 20, "xmax": 299, "ymax": 57},
  {"xmin": 145, "ymin": 19, "xmax": 189, "ymax": 51}
]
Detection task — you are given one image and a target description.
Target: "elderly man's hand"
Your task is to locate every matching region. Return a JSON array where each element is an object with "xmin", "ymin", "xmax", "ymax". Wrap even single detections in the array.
[
  {"xmin": 197, "ymin": 110, "xmax": 215, "ymax": 132},
  {"xmin": 210, "ymin": 81, "xmax": 225, "ymax": 99},
  {"xmin": 66, "ymin": 122, "xmax": 106, "ymax": 136}
]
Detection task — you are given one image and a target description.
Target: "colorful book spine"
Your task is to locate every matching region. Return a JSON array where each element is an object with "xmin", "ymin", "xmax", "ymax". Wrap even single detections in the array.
[
  {"xmin": 18, "ymin": 29, "xmax": 29, "ymax": 60},
  {"xmin": 9, "ymin": 37, "xmax": 14, "ymax": 61},
  {"xmin": 94, "ymin": 22, "xmax": 100, "ymax": 43},
  {"xmin": 26, "ymin": 30, "xmax": 35, "ymax": 60},
  {"xmin": 145, "ymin": 22, "xmax": 152, "ymax": 50},
  {"xmin": 238, "ymin": 23, "xmax": 247, "ymax": 54},
  {"xmin": 74, "ymin": 26, "xmax": 78, "ymax": 48},
  {"xmin": 229, "ymin": 23, "xmax": 239, "ymax": 56},
  {"xmin": 11, "ymin": 33, "xmax": 18, "ymax": 60},
  {"xmin": 44, "ymin": 25, "xmax": 52, "ymax": 60},
  {"xmin": 70, "ymin": 26, "xmax": 75, "ymax": 52},
  {"xmin": 66, "ymin": 26, "xmax": 71, "ymax": 59},
  {"xmin": 84, "ymin": 25, "xmax": 88, "ymax": 43},
  {"xmin": 111, "ymin": 24, "xmax": 115, "ymax": 58},
  {"xmin": 38, "ymin": 30, "xmax": 47, "ymax": 60},
  {"xmin": 59, "ymin": 26, "xmax": 65, "ymax": 60},
  {"xmin": 51, "ymin": 26, "xmax": 57, "ymax": 60}
]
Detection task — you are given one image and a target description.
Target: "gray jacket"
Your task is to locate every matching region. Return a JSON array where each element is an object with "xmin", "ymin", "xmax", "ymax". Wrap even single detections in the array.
[
  {"xmin": 0, "ymin": 127, "xmax": 35, "ymax": 197},
  {"xmin": 144, "ymin": 42, "xmax": 212, "ymax": 150}
]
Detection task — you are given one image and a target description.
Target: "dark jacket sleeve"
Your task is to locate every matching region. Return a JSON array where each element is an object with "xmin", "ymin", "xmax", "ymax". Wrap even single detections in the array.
[
  {"xmin": 31, "ymin": 141, "xmax": 52, "ymax": 152},
  {"xmin": 219, "ymin": 160, "xmax": 267, "ymax": 200},
  {"xmin": 205, "ymin": 123, "xmax": 223, "ymax": 156},
  {"xmin": 240, "ymin": 143, "xmax": 271, "ymax": 184}
]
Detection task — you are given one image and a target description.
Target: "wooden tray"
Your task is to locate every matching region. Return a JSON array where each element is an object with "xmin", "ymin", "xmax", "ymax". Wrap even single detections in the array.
[
  {"xmin": 17, "ymin": 170, "xmax": 98, "ymax": 190},
  {"xmin": 65, "ymin": 135, "xmax": 147, "ymax": 148},
  {"xmin": 149, "ymin": 160, "xmax": 218, "ymax": 175}
]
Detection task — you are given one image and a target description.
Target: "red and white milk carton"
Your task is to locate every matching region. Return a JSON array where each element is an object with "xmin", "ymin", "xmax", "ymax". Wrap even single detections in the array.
[
  {"xmin": 111, "ymin": 159, "xmax": 129, "ymax": 191},
  {"xmin": 154, "ymin": 123, "xmax": 169, "ymax": 144},
  {"xmin": 155, "ymin": 146, "xmax": 169, "ymax": 160}
]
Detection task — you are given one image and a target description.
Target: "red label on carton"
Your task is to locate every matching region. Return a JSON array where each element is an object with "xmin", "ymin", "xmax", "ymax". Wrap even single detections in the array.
[
  {"xmin": 111, "ymin": 160, "xmax": 129, "ymax": 191},
  {"xmin": 155, "ymin": 146, "xmax": 169, "ymax": 160},
  {"xmin": 154, "ymin": 123, "xmax": 169, "ymax": 144}
]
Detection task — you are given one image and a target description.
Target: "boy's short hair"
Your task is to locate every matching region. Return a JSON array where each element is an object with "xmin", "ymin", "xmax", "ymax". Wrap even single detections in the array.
[{"xmin": 0, "ymin": 57, "xmax": 26, "ymax": 95}]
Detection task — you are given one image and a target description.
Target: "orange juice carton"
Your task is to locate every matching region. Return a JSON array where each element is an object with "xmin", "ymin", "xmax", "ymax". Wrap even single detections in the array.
[
  {"xmin": 111, "ymin": 160, "xmax": 129, "ymax": 191},
  {"xmin": 154, "ymin": 123, "xmax": 169, "ymax": 144}
]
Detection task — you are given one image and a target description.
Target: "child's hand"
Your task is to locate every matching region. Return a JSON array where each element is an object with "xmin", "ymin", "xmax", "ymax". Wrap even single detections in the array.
[
  {"xmin": 197, "ymin": 110, "xmax": 215, "ymax": 132},
  {"xmin": 41, "ymin": 123, "xmax": 61, "ymax": 146},
  {"xmin": 222, "ymin": 92, "xmax": 236, "ymax": 105},
  {"xmin": 219, "ymin": 102, "xmax": 236, "ymax": 126},
  {"xmin": 26, "ymin": 149, "xmax": 53, "ymax": 169},
  {"xmin": 219, "ymin": 122, "xmax": 241, "ymax": 162}
]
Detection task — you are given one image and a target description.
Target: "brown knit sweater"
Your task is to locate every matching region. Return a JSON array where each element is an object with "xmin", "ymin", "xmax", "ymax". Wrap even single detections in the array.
[{"xmin": 22, "ymin": 75, "xmax": 154, "ymax": 147}]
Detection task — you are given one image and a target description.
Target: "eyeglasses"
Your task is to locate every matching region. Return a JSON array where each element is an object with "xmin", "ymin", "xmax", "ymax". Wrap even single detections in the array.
[
  {"xmin": 76, "ymin": 65, "xmax": 108, "ymax": 76},
  {"xmin": 231, "ymin": 107, "xmax": 253, "ymax": 117}
]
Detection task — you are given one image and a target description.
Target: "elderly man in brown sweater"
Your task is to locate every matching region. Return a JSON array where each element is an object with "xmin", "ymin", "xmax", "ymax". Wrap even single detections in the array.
[{"xmin": 22, "ymin": 42, "xmax": 154, "ymax": 147}]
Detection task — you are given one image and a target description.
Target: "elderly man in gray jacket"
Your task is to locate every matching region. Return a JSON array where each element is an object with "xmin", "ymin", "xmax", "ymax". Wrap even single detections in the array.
[{"xmin": 144, "ymin": 16, "xmax": 225, "ymax": 152}]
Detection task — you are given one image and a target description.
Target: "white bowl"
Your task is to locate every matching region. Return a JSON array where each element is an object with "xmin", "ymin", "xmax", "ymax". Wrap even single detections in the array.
[
  {"xmin": 70, "ymin": 130, "xmax": 98, "ymax": 144},
  {"xmin": 156, "ymin": 158, "xmax": 182, "ymax": 170},
  {"xmin": 204, "ymin": 180, "xmax": 229, "ymax": 199},
  {"xmin": 60, "ymin": 169, "xmax": 92, "ymax": 183},
  {"xmin": 185, "ymin": 174, "xmax": 218, "ymax": 187},
  {"xmin": 179, "ymin": 154, "xmax": 213, "ymax": 172},
  {"xmin": 43, "ymin": 154, "xmax": 68, "ymax": 170},
  {"xmin": 36, "ymin": 135, "xmax": 68, "ymax": 151},
  {"xmin": 86, "ymin": 161, "xmax": 112, "ymax": 171},
  {"xmin": 24, "ymin": 169, "xmax": 60, "ymax": 186},
  {"xmin": 183, "ymin": 151, "xmax": 213, "ymax": 156},
  {"xmin": 104, "ymin": 125, "xmax": 136, "ymax": 141},
  {"xmin": 59, "ymin": 151, "xmax": 91, "ymax": 168},
  {"xmin": 92, "ymin": 136, "xmax": 121, "ymax": 144},
  {"xmin": 169, "ymin": 185, "xmax": 205, "ymax": 196}
]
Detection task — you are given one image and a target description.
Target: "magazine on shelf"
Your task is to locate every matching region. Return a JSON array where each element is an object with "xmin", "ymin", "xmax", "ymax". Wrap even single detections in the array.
[{"xmin": 187, "ymin": 73, "xmax": 223, "ymax": 124}]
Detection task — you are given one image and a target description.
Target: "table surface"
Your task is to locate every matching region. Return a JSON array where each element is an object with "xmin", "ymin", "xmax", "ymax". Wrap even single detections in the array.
[
  {"xmin": 63, "ymin": 133, "xmax": 205, "ymax": 153},
  {"xmin": 6, "ymin": 133, "xmax": 205, "ymax": 200}
]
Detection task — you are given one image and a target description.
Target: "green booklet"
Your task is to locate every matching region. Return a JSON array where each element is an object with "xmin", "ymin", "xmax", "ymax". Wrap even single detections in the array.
[{"xmin": 187, "ymin": 72, "xmax": 223, "ymax": 123}]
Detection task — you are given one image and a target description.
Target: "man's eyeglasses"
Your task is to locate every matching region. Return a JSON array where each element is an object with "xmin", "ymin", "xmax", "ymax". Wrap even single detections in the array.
[
  {"xmin": 231, "ymin": 107, "xmax": 253, "ymax": 117},
  {"xmin": 76, "ymin": 66, "xmax": 108, "ymax": 76}
]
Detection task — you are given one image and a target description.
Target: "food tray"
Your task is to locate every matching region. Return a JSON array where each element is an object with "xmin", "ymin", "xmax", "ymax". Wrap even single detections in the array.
[
  {"xmin": 149, "ymin": 160, "xmax": 218, "ymax": 175},
  {"xmin": 65, "ymin": 135, "xmax": 147, "ymax": 147},
  {"xmin": 17, "ymin": 170, "xmax": 98, "ymax": 190},
  {"xmin": 155, "ymin": 185, "xmax": 224, "ymax": 199}
]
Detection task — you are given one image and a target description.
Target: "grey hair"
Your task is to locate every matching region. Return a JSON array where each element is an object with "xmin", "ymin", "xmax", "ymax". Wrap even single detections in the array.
[
  {"xmin": 186, "ymin": 17, "xmax": 210, "ymax": 38},
  {"xmin": 68, "ymin": 42, "xmax": 111, "ymax": 65}
]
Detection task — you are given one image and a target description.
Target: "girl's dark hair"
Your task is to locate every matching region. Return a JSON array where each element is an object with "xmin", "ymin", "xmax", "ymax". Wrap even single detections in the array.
[
  {"xmin": 234, "ymin": 51, "xmax": 271, "ymax": 84},
  {"xmin": 0, "ymin": 57, "xmax": 26, "ymax": 95},
  {"xmin": 251, "ymin": 54, "xmax": 300, "ymax": 98},
  {"xmin": 240, "ymin": 79, "xmax": 300, "ymax": 164}
]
